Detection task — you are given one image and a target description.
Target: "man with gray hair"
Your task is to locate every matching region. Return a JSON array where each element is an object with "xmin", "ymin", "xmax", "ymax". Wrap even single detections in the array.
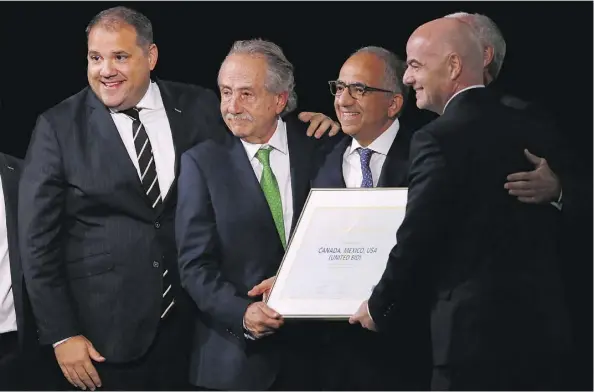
[
  {"xmin": 445, "ymin": 11, "xmax": 567, "ymax": 210},
  {"xmin": 350, "ymin": 17, "xmax": 571, "ymax": 390},
  {"xmin": 176, "ymin": 38, "xmax": 341, "ymax": 390}
]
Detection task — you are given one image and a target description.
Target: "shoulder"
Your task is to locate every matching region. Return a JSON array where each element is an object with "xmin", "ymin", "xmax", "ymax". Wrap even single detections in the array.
[
  {"xmin": 40, "ymin": 87, "xmax": 91, "ymax": 123},
  {"xmin": 0, "ymin": 153, "xmax": 22, "ymax": 171},
  {"xmin": 157, "ymin": 79, "xmax": 218, "ymax": 103}
]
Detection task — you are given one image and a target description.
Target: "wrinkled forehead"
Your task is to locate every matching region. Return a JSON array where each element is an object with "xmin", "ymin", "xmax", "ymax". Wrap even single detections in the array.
[
  {"xmin": 218, "ymin": 54, "xmax": 268, "ymax": 88},
  {"xmin": 338, "ymin": 53, "xmax": 385, "ymax": 86}
]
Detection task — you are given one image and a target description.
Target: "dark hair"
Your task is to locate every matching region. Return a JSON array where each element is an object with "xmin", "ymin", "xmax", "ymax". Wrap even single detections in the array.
[{"xmin": 86, "ymin": 6, "xmax": 153, "ymax": 50}]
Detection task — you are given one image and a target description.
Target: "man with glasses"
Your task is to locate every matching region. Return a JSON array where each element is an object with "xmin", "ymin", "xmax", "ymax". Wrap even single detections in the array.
[{"xmin": 250, "ymin": 46, "xmax": 430, "ymax": 391}]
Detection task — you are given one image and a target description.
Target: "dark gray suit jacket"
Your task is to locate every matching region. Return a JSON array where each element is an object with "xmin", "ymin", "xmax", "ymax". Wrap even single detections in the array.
[
  {"xmin": 175, "ymin": 116, "xmax": 336, "ymax": 390},
  {"xmin": 18, "ymin": 79, "xmax": 227, "ymax": 362}
]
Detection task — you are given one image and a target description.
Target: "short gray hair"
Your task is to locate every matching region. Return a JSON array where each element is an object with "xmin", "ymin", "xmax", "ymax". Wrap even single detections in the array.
[
  {"xmin": 223, "ymin": 39, "xmax": 297, "ymax": 117},
  {"xmin": 86, "ymin": 6, "xmax": 153, "ymax": 51},
  {"xmin": 445, "ymin": 12, "xmax": 507, "ymax": 81},
  {"xmin": 351, "ymin": 46, "xmax": 409, "ymax": 115}
]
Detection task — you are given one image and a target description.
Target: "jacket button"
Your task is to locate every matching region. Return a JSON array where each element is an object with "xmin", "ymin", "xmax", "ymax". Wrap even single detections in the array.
[
  {"xmin": 153, "ymin": 261, "xmax": 160, "ymax": 268},
  {"xmin": 154, "ymin": 221, "xmax": 161, "ymax": 229}
]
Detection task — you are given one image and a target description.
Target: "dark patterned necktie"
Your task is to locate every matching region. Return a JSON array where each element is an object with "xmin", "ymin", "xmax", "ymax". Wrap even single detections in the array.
[
  {"xmin": 120, "ymin": 107, "xmax": 174, "ymax": 319},
  {"xmin": 120, "ymin": 107, "xmax": 162, "ymax": 209},
  {"xmin": 358, "ymin": 148, "xmax": 374, "ymax": 188}
]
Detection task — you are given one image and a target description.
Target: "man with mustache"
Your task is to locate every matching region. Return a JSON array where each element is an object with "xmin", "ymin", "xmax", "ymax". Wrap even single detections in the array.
[
  {"xmin": 18, "ymin": 7, "xmax": 338, "ymax": 391},
  {"xmin": 175, "ymin": 38, "xmax": 342, "ymax": 390}
]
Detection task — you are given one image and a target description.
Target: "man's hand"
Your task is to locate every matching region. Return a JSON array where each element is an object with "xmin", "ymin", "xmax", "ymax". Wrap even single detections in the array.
[
  {"xmin": 54, "ymin": 335, "xmax": 105, "ymax": 390},
  {"xmin": 243, "ymin": 302, "xmax": 284, "ymax": 339},
  {"xmin": 298, "ymin": 112, "xmax": 341, "ymax": 139},
  {"xmin": 504, "ymin": 149, "xmax": 561, "ymax": 204},
  {"xmin": 349, "ymin": 300, "xmax": 377, "ymax": 332},
  {"xmin": 247, "ymin": 276, "xmax": 276, "ymax": 302}
]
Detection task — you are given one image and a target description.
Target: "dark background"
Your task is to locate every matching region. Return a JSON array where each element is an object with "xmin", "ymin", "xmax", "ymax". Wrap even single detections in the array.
[
  {"xmin": 0, "ymin": 1, "xmax": 592, "ymax": 389},
  {"xmin": 0, "ymin": 1, "xmax": 592, "ymax": 161}
]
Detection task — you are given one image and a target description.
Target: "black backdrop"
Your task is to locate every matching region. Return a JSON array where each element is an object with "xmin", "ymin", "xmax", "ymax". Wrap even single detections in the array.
[
  {"xmin": 0, "ymin": 1, "xmax": 592, "ymax": 161},
  {"xmin": 0, "ymin": 1, "xmax": 592, "ymax": 389}
]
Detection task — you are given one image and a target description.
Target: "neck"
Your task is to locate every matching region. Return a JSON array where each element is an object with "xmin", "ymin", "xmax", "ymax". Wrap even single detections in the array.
[
  {"xmin": 242, "ymin": 118, "xmax": 278, "ymax": 144},
  {"xmin": 353, "ymin": 119, "xmax": 394, "ymax": 147}
]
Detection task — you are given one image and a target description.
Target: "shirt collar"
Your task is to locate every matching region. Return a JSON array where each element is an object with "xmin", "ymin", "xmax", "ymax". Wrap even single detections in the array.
[
  {"xmin": 442, "ymin": 85, "xmax": 485, "ymax": 114},
  {"xmin": 347, "ymin": 118, "xmax": 400, "ymax": 157},
  {"xmin": 240, "ymin": 118, "xmax": 288, "ymax": 160},
  {"xmin": 110, "ymin": 80, "xmax": 162, "ymax": 114}
]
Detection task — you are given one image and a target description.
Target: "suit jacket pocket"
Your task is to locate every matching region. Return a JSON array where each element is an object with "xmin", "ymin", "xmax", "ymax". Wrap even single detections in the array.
[{"xmin": 65, "ymin": 252, "xmax": 113, "ymax": 280}]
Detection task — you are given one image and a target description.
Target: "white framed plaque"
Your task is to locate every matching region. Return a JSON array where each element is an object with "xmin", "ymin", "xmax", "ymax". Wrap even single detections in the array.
[{"xmin": 266, "ymin": 188, "xmax": 408, "ymax": 319}]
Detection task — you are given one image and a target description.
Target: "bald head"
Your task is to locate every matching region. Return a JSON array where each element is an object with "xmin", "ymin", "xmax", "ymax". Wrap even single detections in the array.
[{"xmin": 402, "ymin": 17, "xmax": 484, "ymax": 114}]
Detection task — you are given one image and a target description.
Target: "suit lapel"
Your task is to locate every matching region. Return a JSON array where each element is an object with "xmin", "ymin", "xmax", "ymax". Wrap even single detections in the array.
[
  {"xmin": 315, "ymin": 136, "xmax": 350, "ymax": 188},
  {"xmin": 377, "ymin": 127, "xmax": 410, "ymax": 188},
  {"xmin": 0, "ymin": 155, "xmax": 20, "ymax": 280},
  {"xmin": 286, "ymin": 121, "xmax": 312, "ymax": 233},
  {"xmin": 155, "ymin": 80, "xmax": 185, "ymax": 216},
  {"xmin": 86, "ymin": 91, "xmax": 148, "ymax": 205},
  {"xmin": 228, "ymin": 137, "xmax": 278, "ymax": 235}
]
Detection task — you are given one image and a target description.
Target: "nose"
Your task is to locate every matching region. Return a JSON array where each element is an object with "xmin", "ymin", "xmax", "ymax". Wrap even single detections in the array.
[
  {"xmin": 99, "ymin": 60, "xmax": 117, "ymax": 78},
  {"xmin": 227, "ymin": 94, "xmax": 242, "ymax": 114},
  {"xmin": 403, "ymin": 68, "xmax": 414, "ymax": 86},
  {"xmin": 337, "ymin": 89, "xmax": 356, "ymax": 107}
]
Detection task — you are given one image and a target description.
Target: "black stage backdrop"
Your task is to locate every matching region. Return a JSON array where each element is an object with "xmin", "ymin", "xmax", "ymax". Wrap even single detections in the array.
[{"xmin": 0, "ymin": 2, "xmax": 592, "ymax": 390}]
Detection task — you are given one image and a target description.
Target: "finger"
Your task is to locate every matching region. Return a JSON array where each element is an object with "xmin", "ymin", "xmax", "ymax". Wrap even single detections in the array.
[
  {"xmin": 83, "ymin": 361, "xmax": 102, "ymax": 389},
  {"xmin": 75, "ymin": 363, "xmax": 97, "ymax": 390},
  {"xmin": 297, "ymin": 111, "xmax": 314, "ymax": 123},
  {"xmin": 261, "ymin": 317, "xmax": 284, "ymax": 330},
  {"xmin": 508, "ymin": 189, "xmax": 537, "ymax": 197},
  {"xmin": 248, "ymin": 279, "xmax": 273, "ymax": 297},
  {"xmin": 66, "ymin": 366, "xmax": 87, "ymax": 390},
  {"xmin": 306, "ymin": 115, "xmax": 324, "ymax": 138},
  {"xmin": 518, "ymin": 196, "xmax": 539, "ymax": 204},
  {"xmin": 59, "ymin": 364, "xmax": 76, "ymax": 388},
  {"xmin": 504, "ymin": 180, "xmax": 532, "ymax": 190},
  {"xmin": 259, "ymin": 304, "xmax": 281, "ymax": 319},
  {"xmin": 313, "ymin": 117, "xmax": 333, "ymax": 139},
  {"xmin": 86, "ymin": 344, "xmax": 106, "ymax": 363},
  {"xmin": 524, "ymin": 149, "xmax": 543, "ymax": 166},
  {"xmin": 349, "ymin": 315, "xmax": 359, "ymax": 324},
  {"xmin": 506, "ymin": 172, "xmax": 533, "ymax": 182},
  {"xmin": 329, "ymin": 121, "xmax": 341, "ymax": 136}
]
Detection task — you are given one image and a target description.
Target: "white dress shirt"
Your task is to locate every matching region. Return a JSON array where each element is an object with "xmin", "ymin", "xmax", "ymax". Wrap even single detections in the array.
[
  {"xmin": 0, "ymin": 178, "xmax": 16, "ymax": 334},
  {"xmin": 240, "ymin": 118, "xmax": 294, "ymax": 240},
  {"xmin": 110, "ymin": 81, "xmax": 175, "ymax": 199},
  {"xmin": 343, "ymin": 119, "xmax": 400, "ymax": 188}
]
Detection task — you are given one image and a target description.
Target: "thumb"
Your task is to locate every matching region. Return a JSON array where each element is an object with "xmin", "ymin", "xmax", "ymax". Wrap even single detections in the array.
[
  {"xmin": 248, "ymin": 282, "xmax": 266, "ymax": 297},
  {"xmin": 524, "ymin": 149, "xmax": 543, "ymax": 167},
  {"xmin": 297, "ymin": 112, "xmax": 314, "ymax": 123},
  {"xmin": 86, "ymin": 341, "xmax": 106, "ymax": 362}
]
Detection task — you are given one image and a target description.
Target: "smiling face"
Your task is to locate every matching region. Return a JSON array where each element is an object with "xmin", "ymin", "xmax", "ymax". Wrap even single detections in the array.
[
  {"xmin": 334, "ymin": 52, "xmax": 402, "ymax": 145},
  {"xmin": 87, "ymin": 23, "xmax": 157, "ymax": 111},
  {"xmin": 402, "ymin": 35, "xmax": 452, "ymax": 114}
]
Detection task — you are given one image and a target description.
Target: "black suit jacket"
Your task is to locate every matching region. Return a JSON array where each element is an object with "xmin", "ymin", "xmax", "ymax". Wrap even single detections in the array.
[
  {"xmin": 368, "ymin": 87, "xmax": 571, "ymax": 367},
  {"xmin": 312, "ymin": 122, "xmax": 411, "ymax": 189},
  {"xmin": 0, "ymin": 153, "xmax": 35, "ymax": 348},
  {"xmin": 175, "ymin": 116, "xmax": 335, "ymax": 390},
  {"xmin": 18, "ymin": 79, "xmax": 227, "ymax": 362}
]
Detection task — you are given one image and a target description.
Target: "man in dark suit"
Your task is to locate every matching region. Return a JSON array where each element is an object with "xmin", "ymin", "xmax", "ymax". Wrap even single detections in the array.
[
  {"xmin": 350, "ymin": 18, "xmax": 572, "ymax": 390},
  {"xmin": 447, "ymin": 12, "xmax": 592, "ymax": 390},
  {"xmin": 17, "ymin": 6, "xmax": 234, "ymax": 391},
  {"xmin": 312, "ymin": 46, "xmax": 430, "ymax": 391},
  {"xmin": 0, "ymin": 153, "xmax": 61, "ymax": 391},
  {"xmin": 175, "ymin": 39, "xmax": 340, "ymax": 391}
]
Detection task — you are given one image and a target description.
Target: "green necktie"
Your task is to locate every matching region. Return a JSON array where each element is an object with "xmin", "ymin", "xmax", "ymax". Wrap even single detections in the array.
[{"xmin": 255, "ymin": 147, "xmax": 286, "ymax": 249}]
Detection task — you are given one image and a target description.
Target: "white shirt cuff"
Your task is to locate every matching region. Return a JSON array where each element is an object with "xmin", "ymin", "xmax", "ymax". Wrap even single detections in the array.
[
  {"xmin": 53, "ymin": 336, "xmax": 73, "ymax": 348},
  {"xmin": 366, "ymin": 302, "xmax": 375, "ymax": 323}
]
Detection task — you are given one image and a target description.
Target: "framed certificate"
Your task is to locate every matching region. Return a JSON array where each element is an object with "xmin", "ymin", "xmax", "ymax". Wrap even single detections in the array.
[{"xmin": 266, "ymin": 188, "xmax": 408, "ymax": 319}]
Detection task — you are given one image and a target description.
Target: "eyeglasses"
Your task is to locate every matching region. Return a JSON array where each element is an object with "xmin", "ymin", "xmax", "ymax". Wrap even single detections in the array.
[{"xmin": 328, "ymin": 80, "xmax": 395, "ymax": 100}]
